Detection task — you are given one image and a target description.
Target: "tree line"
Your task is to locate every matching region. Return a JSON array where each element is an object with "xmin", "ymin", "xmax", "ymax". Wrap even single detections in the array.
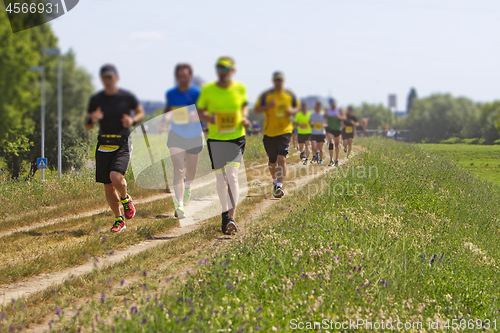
[{"xmin": 0, "ymin": 8, "xmax": 94, "ymax": 179}]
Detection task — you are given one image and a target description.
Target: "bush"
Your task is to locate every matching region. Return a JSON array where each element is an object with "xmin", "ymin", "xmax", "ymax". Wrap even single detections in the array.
[
  {"xmin": 464, "ymin": 138, "xmax": 480, "ymax": 144},
  {"xmin": 440, "ymin": 137, "xmax": 464, "ymax": 144}
]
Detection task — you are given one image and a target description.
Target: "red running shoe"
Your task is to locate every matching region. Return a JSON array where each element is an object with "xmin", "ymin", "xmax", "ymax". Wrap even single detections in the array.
[
  {"xmin": 121, "ymin": 195, "xmax": 136, "ymax": 220},
  {"xmin": 110, "ymin": 216, "xmax": 126, "ymax": 233}
]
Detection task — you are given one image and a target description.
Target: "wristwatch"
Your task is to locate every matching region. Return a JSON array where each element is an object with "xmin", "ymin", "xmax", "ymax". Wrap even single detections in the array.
[{"xmin": 132, "ymin": 119, "xmax": 137, "ymax": 126}]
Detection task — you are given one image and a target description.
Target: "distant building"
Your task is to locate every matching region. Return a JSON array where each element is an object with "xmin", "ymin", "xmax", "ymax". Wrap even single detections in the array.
[
  {"xmin": 301, "ymin": 95, "xmax": 328, "ymax": 109},
  {"xmin": 141, "ymin": 101, "xmax": 164, "ymax": 115}
]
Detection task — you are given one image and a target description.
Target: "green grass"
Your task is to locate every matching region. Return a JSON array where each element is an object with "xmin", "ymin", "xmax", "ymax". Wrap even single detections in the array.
[
  {"xmin": 79, "ymin": 139, "xmax": 500, "ymax": 332},
  {"xmin": 417, "ymin": 144, "xmax": 500, "ymax": 186}
]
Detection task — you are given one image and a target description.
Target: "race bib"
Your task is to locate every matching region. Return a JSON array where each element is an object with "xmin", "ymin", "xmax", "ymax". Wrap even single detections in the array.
[
  {"xmin": 217, "ymin": 112, "xmax": 238, "ymax": 133},
  {"xmin": 314, "ymin": 122, "xmax": 323, "ymax": 131},
  {"xmin": 276, "ymin": 104, "xmax": 287, "ymax": 118},
  {"xmin": 345, "ymin": 126, "xmax": 353, "ymax": 133},
  {"xmin": 172, "ymin": 107, "xmax": 189, "ymax": 125},
  {"xmin": 98, "ymin": 145, "xmax": 119, "ymax": 152}
]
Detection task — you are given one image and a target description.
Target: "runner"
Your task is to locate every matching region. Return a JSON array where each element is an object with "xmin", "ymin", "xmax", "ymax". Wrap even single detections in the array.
[
  {"xmin": 293, "ymin": 102, "xmax": 311, "ymax": 165},
  {"xmin": 309, "ymin": 101, "xmax": 326, "ymax": 165},
  {"xmin": 164, "ymin": 63, "xmax": 203, "ymax": 219},
  {"xmin": 85, "ymin": 64, "xmax": 145, "ymax": 233},
  {"xmin": 342, "ymin": 106, "xmax": 358, "ymax": 158},
  {"xmin": 254, "ymin": 71, "xmax": 300, "ymax": 198},
  {"xmin": 197, "ymin": 56, "xmax": 250, "ymax": 235},
  {"xmin": 357, "ymin": 117, "xmax": 369, "ymax": 137},
  {"xmin": 324, "ymin": 98, "xmax": 346, "ymax": 167}
]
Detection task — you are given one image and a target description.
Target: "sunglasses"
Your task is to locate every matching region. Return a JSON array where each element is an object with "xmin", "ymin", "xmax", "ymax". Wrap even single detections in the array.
[{"xmin": 216, "ymin": 65, "xmax": 232, "ymax": 72}]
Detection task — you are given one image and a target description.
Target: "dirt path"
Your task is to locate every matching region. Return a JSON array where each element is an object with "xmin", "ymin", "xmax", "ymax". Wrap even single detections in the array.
[
  {"xmin": 0, "ymin": 150, "xmax": 358, "ymax": 309},
  {"xmin": 0, "ymin": 162, "xmax": 269, "ymax": 239}
]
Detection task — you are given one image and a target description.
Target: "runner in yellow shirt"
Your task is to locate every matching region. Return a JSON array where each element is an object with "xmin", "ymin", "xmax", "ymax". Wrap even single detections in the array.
[
  {"xmin": 293, "ymin": 103, "xmax": 311, "ymax": 165},
  {"xmin": 254, "ymin": 72, "xmax": 300, "ymax": 198},
  {"xmin": 197, "ymin": 56, "xmax": 250, "ymax": 235}
]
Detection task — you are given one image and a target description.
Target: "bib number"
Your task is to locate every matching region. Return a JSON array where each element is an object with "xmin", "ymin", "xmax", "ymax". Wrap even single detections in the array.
[
  {"xmin": 314, "ymin": 122, "xmax": 323, "ymax": 131},
  {"xmin": 217, "ymin": 113, "xmax": 238, "ymax": 133},
  {"xmin": 345, "ymin": 126, "xmax": 353, "ymax": 133},
  {"xmin": 172, "ymin": 107, "xmax": 189, "ymax": 125},
  {"xmin": 276, "ymin": 104, "xmax": 287, "ymax": 118}
]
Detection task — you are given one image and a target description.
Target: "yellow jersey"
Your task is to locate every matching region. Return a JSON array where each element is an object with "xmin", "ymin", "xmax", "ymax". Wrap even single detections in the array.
[
  {"xmin": 197, "ymin": 81, "xmax": 248, "ymax": 141},
  {"xmin": 255, "ymin": 88, "xmax": 300, "ymax": 137}
]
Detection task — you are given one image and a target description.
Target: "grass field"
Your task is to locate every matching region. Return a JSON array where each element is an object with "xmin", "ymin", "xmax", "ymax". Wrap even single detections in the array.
[
  {"xmin": 2, "ymin": 138, "xmax": 500, "ymax": 332},
  {"xmin": 47, "ymin": 139, "xmax": 500, "ymax": 332},
  {"xmin": 417, "ymin": 144, "xmax": 500, "ymax": 187}
]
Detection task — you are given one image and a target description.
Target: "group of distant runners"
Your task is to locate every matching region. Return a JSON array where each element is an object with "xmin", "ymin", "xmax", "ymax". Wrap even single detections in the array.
[
  {"xmin": 84, "ymin": 57, "xmax": 361, "ymax": 236},
  {"xmin": 292, "ymin": 99, "xmax": 359, "ymax": 167}
]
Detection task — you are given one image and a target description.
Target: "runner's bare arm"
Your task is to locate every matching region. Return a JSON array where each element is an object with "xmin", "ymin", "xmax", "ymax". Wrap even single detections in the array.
[
  {"xmin": 337, "ymin": 108, "xmax": 347, "ymax": 121},
  {"xmin": 122, "ymin": 104, "xmax": 146, "ymax": 128},
  {"xmin": 254, "ymin": 98, "xmax": 275, "ymax": 114},
  {"xmin": 241, "ymin": 103, "xmax": 251, "ymax": 128},
  {"xmin": 85, "ymin": 107, "xmax": 103, "ymax": 130},
  {"xmin": 286, "ymin": 104, "xmax": 300, "ymax": 116},
  {"xmin": 197, "ymin": 108, "xmax": 216, "ymax": 124}
]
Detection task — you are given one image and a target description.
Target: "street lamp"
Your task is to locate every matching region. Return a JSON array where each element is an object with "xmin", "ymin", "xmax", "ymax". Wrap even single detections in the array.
[
  {"xmin": 29, "ymin": 66, "xmax": 46, "ymax": 181},
  {"xmin": 43, "ymin": 48, "xmax": 62, "ymax": 180}
]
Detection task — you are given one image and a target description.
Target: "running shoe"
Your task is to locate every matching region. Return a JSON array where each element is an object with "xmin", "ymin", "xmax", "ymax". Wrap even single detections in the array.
[
  {"xmin": 183, "ymin": 187, "xmax": 191, "ymax": 205},
  {"xmin": 274, "ymin": 185, "xmax": 285, "ymax": 198},
  {"xmin": 319, "ymin": 160, "xmax": 324, "ymax": 165},
  {"xmin": 173, "ymin": 198, "xmax": 185, "ymax": 219},
  {"xmin": 303, "ymin": 158, "xmax": 308, "ymax": 165},
  {"xmin": 300, "ymin": 151, "xmax": 305, "ymax": 160},
  {"xmin": 121, "ymin": 195, "xmax": 136, "ymax": 220},
  {"xmin": 174, "ymin": 206, "xmax": 185, "ymax": 219},
  {"xmin": 328, "ymin": 160, "xmax": 334, "ymax": 166},
  {"xmin": 312, "ymin": 151, "xmax": 319, "ymax": 163},
  {"xmin": 272, "ymin": 183, "xmax": 278, "ymax": 197},
  {"xmin": 334, "ymin": 159, "xmax": 339, "ymax": 167},
  {"xmin": 110, "ymin": 216, "xmax": 126, "ymax": 233},
  {"xmin": 225, "ymin": 218, "xmax": 238, "ymax": 235}
]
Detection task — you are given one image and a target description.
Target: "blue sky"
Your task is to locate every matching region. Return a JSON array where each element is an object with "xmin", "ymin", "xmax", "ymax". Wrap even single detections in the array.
[{"xmin": 50, "ymin": 0, "xmax": 500, "ymax": 107}]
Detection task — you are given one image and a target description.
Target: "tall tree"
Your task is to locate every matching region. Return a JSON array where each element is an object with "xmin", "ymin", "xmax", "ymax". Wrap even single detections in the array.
[
  {"xmin": 0, "ymin": 9, "xmax": 40, "ymax": 177},
  {"xmin": 355, "ymin": 103, "xmax": 394, "ymax": 129},
  {"xmin": 477, "ymin": 102, "xmax": 500, "ymax": 144},
  {"xmin": 400, "ymin": 94, "xmax": 478, "ymax": 142},
  {"xmin": 26, "ymin": 49, "xmax": 95, "ymax": 175}
]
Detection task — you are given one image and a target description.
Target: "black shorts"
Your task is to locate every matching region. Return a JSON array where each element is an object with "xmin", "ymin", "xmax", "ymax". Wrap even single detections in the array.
[
  {"xmin": 207, "ymin": 136, "xmax": 245, "ymax": 170},
  {"xmin": 95, "ymin": 144, "xmax": 131, "ymax": 184},
  {"xmin": 297, "ymin": 133, "xmax": 310, "ymax": 144},
  {"xmin": 263, "ymin": 133, "xmax": 292, "ymax": 164},
  {"xmin": 167, "ymin": 130, "xmax": 204, "ymax": 155},
  {"xmin": 326, "ymin": 128, "xmax": 342, "ymax": 137},
  {"xmin": 311, "ymin": 134, "xmax": 325, "ymax": 143},
  {"xmin": 342, "ymin": 131, "xmax": 355, "ymax": 139}
]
